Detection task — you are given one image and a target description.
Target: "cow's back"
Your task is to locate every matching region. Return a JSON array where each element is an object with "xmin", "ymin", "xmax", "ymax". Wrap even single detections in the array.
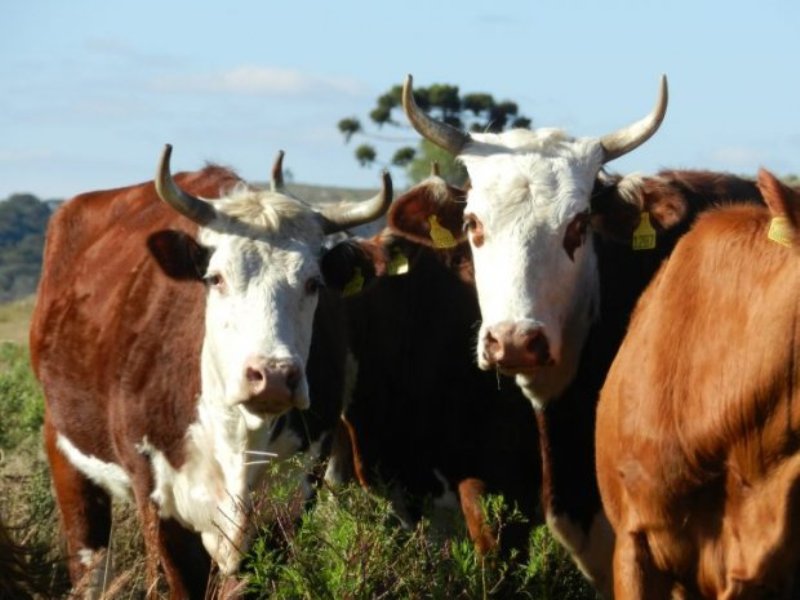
[{"xmin": 597, "ymin": 202, "xmax": 800, "ymax": 596}]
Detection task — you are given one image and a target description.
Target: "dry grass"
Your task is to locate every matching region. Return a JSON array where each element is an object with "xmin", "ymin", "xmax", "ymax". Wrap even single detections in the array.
[{"xmin": 0, "ymin": 295, "xmax": 35, "ymax": 346}]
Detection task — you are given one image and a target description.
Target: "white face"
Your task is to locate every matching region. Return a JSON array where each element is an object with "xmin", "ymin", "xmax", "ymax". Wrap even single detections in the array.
[
  {"xmin": 461, "ymin": 129, "xmax": 603, "ymax": 406},
  {"xmin": 198, "ymin": 208, "xmax": 324, "ymax": 421}
]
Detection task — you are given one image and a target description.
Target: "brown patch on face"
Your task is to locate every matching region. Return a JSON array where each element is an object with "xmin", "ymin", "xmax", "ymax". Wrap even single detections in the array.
[{"xmin": 563, "ymin": 211, "xmax": 590, "ymax": 261}]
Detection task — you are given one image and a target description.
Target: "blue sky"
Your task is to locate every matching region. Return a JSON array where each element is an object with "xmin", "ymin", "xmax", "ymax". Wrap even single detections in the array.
[{"xmin": 3, "ymin": 0, "xmax": 799, "ymax": 200}]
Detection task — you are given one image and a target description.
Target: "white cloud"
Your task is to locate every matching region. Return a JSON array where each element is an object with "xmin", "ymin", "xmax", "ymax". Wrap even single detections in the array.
[{"xmin": 151, "ymin": 66, "xmax": 365, "ymax": 97}]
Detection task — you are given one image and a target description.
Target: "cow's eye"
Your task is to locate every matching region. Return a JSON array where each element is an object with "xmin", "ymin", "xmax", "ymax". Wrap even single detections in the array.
[
  {"xmin": 305, "ymin": 276, "xmax": 323, "ymax": 295},
  {"xmin": 204, "ymin": 273, "xmax": 225, "ymax": 290}
]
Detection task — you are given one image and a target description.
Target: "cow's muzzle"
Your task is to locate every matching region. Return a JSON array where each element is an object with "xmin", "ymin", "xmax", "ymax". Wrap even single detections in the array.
[
  {"xmin": 481, "ymin": 322, "xmax": 554, "ymax": 374},
  {"xmin": 240, "ymin": 356, "xmax": 305, "ymax": 414}
]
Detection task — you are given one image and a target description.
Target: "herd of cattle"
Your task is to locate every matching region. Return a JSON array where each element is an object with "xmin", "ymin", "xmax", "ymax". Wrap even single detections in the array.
[{"xmin": 15, "ymin": 72, "xmax": 800, "ymax": 598}]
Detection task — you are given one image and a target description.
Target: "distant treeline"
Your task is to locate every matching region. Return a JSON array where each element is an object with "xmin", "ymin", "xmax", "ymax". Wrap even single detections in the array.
[{"xmin": 0, "ymin": 194, "xmax": 60, "ymax": 303}]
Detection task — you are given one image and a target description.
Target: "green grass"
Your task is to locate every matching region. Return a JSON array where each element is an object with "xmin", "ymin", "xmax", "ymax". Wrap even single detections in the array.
[
  {"xmin": 0, "ymin": 337, "xmax": 599, "ymax": 599},
  {"xmin": 0, "ymin": 342, "xmax": 44, "ymax": 448}
]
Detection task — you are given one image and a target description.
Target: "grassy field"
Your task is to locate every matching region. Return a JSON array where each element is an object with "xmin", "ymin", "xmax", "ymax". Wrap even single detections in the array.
[
  {"xmin": 0, "ymin": 296, "xmax": 35, "ymax": 345},
  {"xmin": 0, "ymin": 299, "xmax": 598, "ymax": 599}
]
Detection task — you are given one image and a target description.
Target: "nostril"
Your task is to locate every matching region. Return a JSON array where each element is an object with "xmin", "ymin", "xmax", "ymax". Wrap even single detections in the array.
[
  {"xmin": 484, "ymin": 331, "xmax": 500, "ymax": 354},
  {"xmin": 525, "ymin": 331, "xmax": 550, "ymax": 363},
  {"xmin": 245, "ymin": 367, "xmax": 265, "ymax": 384}
]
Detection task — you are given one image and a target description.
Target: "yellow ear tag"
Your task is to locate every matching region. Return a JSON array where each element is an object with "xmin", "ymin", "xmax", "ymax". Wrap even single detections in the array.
[
  {"xmin": 428, "ymin": 215, "xmax": 458, "ymax": 249},
  {"xmin": 632, "ymin": 212, "xmax": 656, "ymax": 251},
  {"xmin": 387, "ymin": 249, "xmax": 409, "ymax": 276},
  {"xmin": 768, "ymin": 216, "xmax": 793, "ymax": 247},
  {"xmin": 342, "ymin": 267, "xmax": 364, "ymax": 297}
]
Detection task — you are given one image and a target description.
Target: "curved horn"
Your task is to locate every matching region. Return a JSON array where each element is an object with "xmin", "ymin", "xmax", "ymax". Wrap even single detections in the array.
[
  {"xmin": 600, "ymin": 75, "xmax": 668, "ymax": 163},
  {"xmin": 402, "ymin": 74, "xmax": 470, "ymax": 156},
  {"xmin": 318, "ymin": 171, "xmax": 393, "ymax": 234},
  {"xmin": 155, "ymin": 144, "xmax": 217, "ymax": 225},
  {"xmin": 270, "ymin": 149, "xmax": 285, "ymax": 192}
]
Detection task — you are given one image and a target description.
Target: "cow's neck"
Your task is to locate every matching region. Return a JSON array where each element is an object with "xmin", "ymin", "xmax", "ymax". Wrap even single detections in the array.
[
  {"xmin": 533, "ymin": 316, "xmax": 620, "ymax": 597},
  {"xmin": 156, "ymin": 373, "xmax": 278, "ymax": 575}
]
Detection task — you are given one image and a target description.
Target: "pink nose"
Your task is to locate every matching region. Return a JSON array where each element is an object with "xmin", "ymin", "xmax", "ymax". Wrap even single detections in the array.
[
  {"xmin": 242, "ymin": 356, "xmax": 301, "ymax": 414},
  {"xmin": 483, "ymin": 322, "xmax": 552, "ymax": 371}
]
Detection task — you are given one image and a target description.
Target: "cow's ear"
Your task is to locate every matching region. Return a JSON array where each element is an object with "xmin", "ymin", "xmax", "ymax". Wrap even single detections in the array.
[
  {"xmin": 321, "ymin": 238, "xmax": 388, "ymax": 295},
  {"xmin": 388, "ymin": 177, "xmax": 467, "ymax": 249},
  {"xmin": 147, "ymin": 230, "xmax": 209, "ymax": 281},
  {"xmin": 591, "ymin": 173, "xmax": 690, "ymax": 242},
  {"xmin": 758, "ymin": 168, "xmax": 800, "ymax": 229}
]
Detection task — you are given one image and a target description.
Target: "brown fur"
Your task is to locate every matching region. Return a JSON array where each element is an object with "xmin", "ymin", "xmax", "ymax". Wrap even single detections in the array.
[
  {"xmin": 30, "ymin": 167, "xmax": 234, "ymax": 598},
  {"xmin": 596, "ymin": 169, "xmax": 800, "ymax": 598}
]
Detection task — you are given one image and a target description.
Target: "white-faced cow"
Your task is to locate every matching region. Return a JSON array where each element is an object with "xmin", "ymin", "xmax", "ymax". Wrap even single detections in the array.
[
  {"xmin": 321, "ymin": 174, "xmax": 541, "ymax": 560},
  {"xmin": 596, "ymin": 169, "xmax": 800, "ymax": 598},
  {"xmin": 29, "ymin": 145, "xmax": 391, "ymax": 598},
  {"xmin": 391, "ymin": 72, "xmax": 784, "ymax": 598}
]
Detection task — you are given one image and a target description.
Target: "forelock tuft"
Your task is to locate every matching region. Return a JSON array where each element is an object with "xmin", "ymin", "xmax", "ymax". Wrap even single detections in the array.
[
  {"xmin": 467, "ymin": 128, "xmax": 574, "ymax": 156},
  {"xmin": 615, "ymin": 173, "xmax": 649, "ymax": 208},
  {"xmin": 214, "ymin": 184, "xmax": 319, "ymax": 233}
]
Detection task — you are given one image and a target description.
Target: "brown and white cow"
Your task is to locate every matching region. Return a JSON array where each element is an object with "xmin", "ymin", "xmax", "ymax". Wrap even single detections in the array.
[
  {"xmin": 29, "ymin": 145, "xmax": 391, "ymax": 598},
  {"xmin": 321, "ymin": 176, "xmax": 541, "ymax": 559},
  {"xmin": 390, "ymin": 75, "xmax": 785, "ymax": 596},
  {"xmin": 596, "ymin": 169, "xmax": 800, "ymax": 598}
]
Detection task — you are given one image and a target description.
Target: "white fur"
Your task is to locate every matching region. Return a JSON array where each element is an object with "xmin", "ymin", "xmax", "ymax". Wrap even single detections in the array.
[
  {"xmin": 546, "ymin": 509, "xmax": 614, "ymax": 599},
  {"xmin": 198, "ymin": 192, "xmax": 324, "ymax": 413},
  {"xmin": 460, "ymin": 129, "xmax": 603, "ymax": 406},
  {"xmin": 76, "ymin": 548, "xmax": 112, "ymax": 600},
  {"xmin": 56, "ymin": 434, "xmax": 132, "ymax": 501},
  {"xmin": 432, "ymin": 468, "xmax": 459, "ymax": 509}
]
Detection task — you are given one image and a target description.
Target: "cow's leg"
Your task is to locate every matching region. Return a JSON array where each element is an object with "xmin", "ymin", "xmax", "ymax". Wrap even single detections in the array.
[
  {"xmin": 44, "ymin": 417, "xmax": 113, "ymax": 595},
  {"xmin": 159, "ymin": 518, "xmax": 212, "ymax": 600},
  {"xmin": 135, "ymin": 495, "xmax": 163, "ymax": 600},
  {"xmin": 324, "ymin": 416, "xmax": 358, "ymax": 487},
  {"xmin": 458, "ymin": 478, "xmax": 496, "ymax": 555},
  {"xmin": 613, "ymin": 530, "xmax": 671, "ymax": 600},
  {"xmin": 133, "ymin": 484, "xmax": 210, "ymax": 600}
]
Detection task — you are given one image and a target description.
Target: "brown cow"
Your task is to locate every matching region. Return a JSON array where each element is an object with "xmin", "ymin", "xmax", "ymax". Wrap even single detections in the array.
[
  {"xmin": 596, "ymin": 169, "xmax": 800, "ymax": 598},
  {"xmin": 29, "ymin": 146, "xmax": 390, "ymax": 598},
  {"xmin": 387, "ymin": 161, "xmax": 773, "ymax": 595}
]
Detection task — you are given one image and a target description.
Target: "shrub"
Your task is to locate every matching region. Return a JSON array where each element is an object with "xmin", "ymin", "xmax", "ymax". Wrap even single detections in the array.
[
  {"xmin": 241, "ymin": 459, "xmax": 599, "ymax": 599},
  {"xmin": 0, "ymin": 342, "xmax": 44, "ymax": 450}
]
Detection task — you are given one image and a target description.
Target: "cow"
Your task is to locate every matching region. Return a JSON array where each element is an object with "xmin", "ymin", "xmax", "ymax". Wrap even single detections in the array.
[
  {"xmin": 321, "ymin": 174, "xmax": 541, "ymax": 559},
  {"xmin": 596, "ymin": 169, "xmax": 800, "ymax": 598},
  {"xmin": 29, "ymin": 145, "xmax": 391, "ymax": 598},
  {"xmin": 388, "ymin": 72, "xmax": 789, "ymax": 597}
]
